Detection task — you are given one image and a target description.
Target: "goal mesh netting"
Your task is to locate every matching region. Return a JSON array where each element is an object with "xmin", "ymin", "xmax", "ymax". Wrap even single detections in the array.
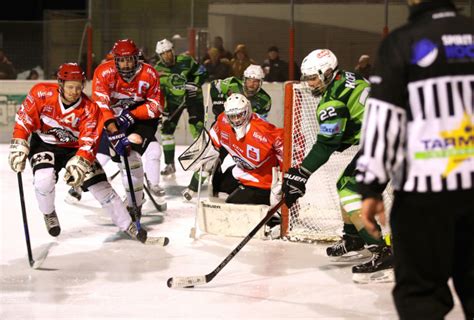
[{"xmin": 282, "ymin": 82, "xmax": 392, "ymax": 242}]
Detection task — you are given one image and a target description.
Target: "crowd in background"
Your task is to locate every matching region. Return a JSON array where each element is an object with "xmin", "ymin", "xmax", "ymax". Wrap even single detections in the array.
[{"xmin": 0, "ymin": 35, "xmax": 371, "ymax": 82}]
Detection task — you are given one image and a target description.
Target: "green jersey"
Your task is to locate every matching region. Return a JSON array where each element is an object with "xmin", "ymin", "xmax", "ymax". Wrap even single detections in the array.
[
  {"xmin": 302, "ymin": 70, "xmax": 370, "ymax": 173},
  {"xmin": 210, "ymin": 76, "xmax": 271, "ymax": 118},
  {"xmin": 154, "ymin": 54, "xmax": 208, "ymax": 109}
]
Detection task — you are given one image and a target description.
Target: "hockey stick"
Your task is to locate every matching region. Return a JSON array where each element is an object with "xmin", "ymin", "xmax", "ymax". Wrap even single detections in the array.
[
  {"xmin": 122, "ymin": 156, "xmax": 169, "ymax": 246},
  {"xmin": 122, "ymin": 155, "xmax": 141, "ymax": 230},
  {"xmin": 143, "ymin": 182, "xmax": 167, "ymax": 213},
  {"xmin": 190, "ymin": 83, "xmax": 212, "ymax": 239},
  {"xmin": 17, "ymin": 172, "xmax": 56, "ymax": 269},
  {"xmin": 109, "ymin": 169, "xmax": 120, "ymax": 181},
  {"xmin": 167, "ymin": 198, "xmax": 284, "ymax": 288}
]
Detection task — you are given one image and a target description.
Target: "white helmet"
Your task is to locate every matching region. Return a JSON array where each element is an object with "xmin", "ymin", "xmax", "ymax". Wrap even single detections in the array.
[
  {"xmin": 300, "ymin": 49, "xmax": 338, "ymax": 96},
  {"xmin": 224, "ymin": 93, "xmax": 252, "ymax": 140},
  {"xmin": 243, "ymin": 64, "xmax": 264, "ymax": 97},
  {"xmin": 155, "ymin": 38, "xmax": 175, "ymax": 66}
]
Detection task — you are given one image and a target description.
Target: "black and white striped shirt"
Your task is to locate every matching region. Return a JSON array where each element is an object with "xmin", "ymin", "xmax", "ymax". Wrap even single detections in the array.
[{"xmin": 356, "ymin": 5, "xmax": 474, "ymax": 195}]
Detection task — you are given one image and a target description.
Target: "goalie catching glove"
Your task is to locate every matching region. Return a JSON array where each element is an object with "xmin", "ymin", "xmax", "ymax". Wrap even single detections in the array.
[
  {"xmin": 178, "ymin": 128, "xmax": 219, "ymax": 172},
  {"xmin": 64, "ymin": 155, "xmax": 91, "ymax": 187},
  {"xmin": 8, "ymin": 138, "xmax": 30, "ymax": 173},
  {"xmin": 282, "ymin": 167, "xmax": 311, "ymax": 208}
]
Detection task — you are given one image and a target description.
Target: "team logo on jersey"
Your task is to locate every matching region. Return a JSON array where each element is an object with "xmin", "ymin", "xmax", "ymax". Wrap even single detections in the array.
[
  {"xmin": 47, "ymin": 128, "xmax": 78, "ymax": 143},
  {"xmin": 232, "ymin": 155, "xmax": 254, "ymax": 170},
  {"xmin": 247, "ymin": 145, "xmax": 260, "ymax": 162},
  {"xmin": 320, "ymin": 122, "xmax": 341, "ymax": 136},
  {"xmin": 30, "ymin": 152, "xmax": 54, "ymax": 168},
  {"xmin": 441, "ymin": 34, "xmax": 474, "ymax": 62},
  {"xmin": 411, "ymin": 39, "xmax": 438, "ymax": 67},
  {"xmin": 415, "ymin": 113, "xmax": 474, "ymax": 177},
  {"xmin": 252, "ymin": 131, "xmax": 268, "ymax": 143},
  {"xmin": 221, "ymin": 131, "xmax": 229, "ymax": 143}
]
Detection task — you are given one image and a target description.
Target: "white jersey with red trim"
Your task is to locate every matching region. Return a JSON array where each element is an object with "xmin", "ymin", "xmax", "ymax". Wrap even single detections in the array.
[
  {"xmin": 13, "ymin": 83, "xmax": 103, "ymax": 163},
  {"xmin": 92, "ymin": 60, "xmax": 163, "ymax": 123},
  {"xmin": 209, "ymin": 113, "xmax": 283, "ymax": 189}
]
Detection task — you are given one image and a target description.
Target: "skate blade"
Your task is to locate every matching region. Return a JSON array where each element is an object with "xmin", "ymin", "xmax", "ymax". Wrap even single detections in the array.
[
  {"xmin": 352, "ymin": 268, "xmax": 395, "ymax": 284},
  {"xmin": 329, "ymin": 248, "xmax": 373, "ymax": 263},
  {"xmin": 64, "ymin": 194, "xmax": 80, "ymax": 205}
]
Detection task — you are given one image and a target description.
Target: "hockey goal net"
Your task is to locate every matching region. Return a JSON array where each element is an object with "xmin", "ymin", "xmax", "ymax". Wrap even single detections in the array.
[{"xmin": 282, "ymin": 82, "xmax": 392, "ymax": 242}]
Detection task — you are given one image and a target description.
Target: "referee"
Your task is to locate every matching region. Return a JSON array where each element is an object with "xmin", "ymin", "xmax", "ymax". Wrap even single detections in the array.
[{"xmin": 356, "ymin": 0, "xmax": 474, "ymax": 319}]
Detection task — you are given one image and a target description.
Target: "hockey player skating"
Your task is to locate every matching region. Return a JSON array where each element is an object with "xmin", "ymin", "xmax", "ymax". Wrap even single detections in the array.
[
  {"xmin": 183, "ymin": 64, "xmax": 272, "ymax": 200},
  {"xmin": 8, "ymin": 63, "xmax": 150, "ymax": 243},
  {"xmin": 281, "ymin": 49, "xmax": 393, "ymax": 283},
  {"xmin": 210, "ymin": 64, "xmax": 271, "ymax": 119},
  {"xmin": 93, "ymin": 39, "xmax": 166, "ymax": 213},
  {"xmin": 154, "ymin": 38, "xmax": 208, "ymax": 181}
]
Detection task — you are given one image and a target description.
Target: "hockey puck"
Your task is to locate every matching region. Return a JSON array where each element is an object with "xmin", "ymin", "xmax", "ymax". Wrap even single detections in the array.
[{"xmin": 166, "ymin": 278, "xmax": 173, "ymax": 288}]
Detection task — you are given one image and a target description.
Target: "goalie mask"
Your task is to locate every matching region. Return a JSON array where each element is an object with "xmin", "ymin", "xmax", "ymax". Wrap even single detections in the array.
[
  {"xmin": 300, "ymin": 49, "xmax": 338, "ymax": 97},
  {"xmin": 112, "ymin": 39, "xmax": 141, "ymax": 82},
  {"xmin": 243, "ymin": 64, "xmax": 264, "ymax": 97},
  {"xmin": 155, "ymin": 39, "xmax": 175, "ymax": 67},
  {"xmin": 224, "ymin": 93, "xmax": 252, "ymax": 140}
]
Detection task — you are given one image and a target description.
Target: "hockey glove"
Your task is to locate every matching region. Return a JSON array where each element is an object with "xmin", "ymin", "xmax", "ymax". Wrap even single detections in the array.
[
  {"xmin": 282, "ymin": 167, "xmax": 311, "ymax": 208},
  {"xmin": 107, "ymin": 131, "xmax": 131, "ymax": 157},
  {"xmin": 64, "ymin": 155, "xmax": 91, "ymax": 187},
  {"xmin": 8, "ymin": 138, "xmax": 29, "ymax": 173},
  {"xmin": 116, "ymin": 108, "xmax": 135, "ymax": 131},
  {"xmin": 185, "ymin": 82, "xmax": 199, "ymax": 99},
  {"xmin": 212, "ymin": 100, "xmax": 225, "ymax": 117}
]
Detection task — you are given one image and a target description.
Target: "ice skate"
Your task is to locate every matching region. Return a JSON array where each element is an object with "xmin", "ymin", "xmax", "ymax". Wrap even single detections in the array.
[
  {"xmin": 326, "ymin": 234, "xmax": 371, "ymax": 263},
  {"xmin": 160, "ymin": 163, "xmax": 176, "ymax": 177},
  {"xmin": 65, "ymin": 186, "xmax": 82, "ymax": 204},
  {"xmin": 352, "ymin": 245, "xmax": 394, "ymax": 284},
  {"xmin": 182, "ymin": 188, "xmax": 195, "ymax": 201},
  {"xmin": 125, "ymin": 222, "xmax": 147, "ymax": 243},
  {"xmin": 43, "ymin": 211, "xmax": 61, "ymax": 237}
]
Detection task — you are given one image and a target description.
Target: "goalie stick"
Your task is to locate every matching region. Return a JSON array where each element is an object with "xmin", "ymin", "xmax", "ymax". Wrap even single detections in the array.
[
  {"xmin": 17, "ymin": 172, "xmax": 56, "ymax": 269},
  {"xmin": 167, "ymin": 199, "xmax": 284, "ymax": 288}
]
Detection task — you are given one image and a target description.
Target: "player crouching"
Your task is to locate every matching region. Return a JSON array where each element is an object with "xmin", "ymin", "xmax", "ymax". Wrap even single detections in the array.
[
  {"xmin": 8, "ymin": 63, "xmax": 164, "ymax": 245},
  {"xmin": 180, "ymin": 93, "xmax": 283, "ymax": 238}
]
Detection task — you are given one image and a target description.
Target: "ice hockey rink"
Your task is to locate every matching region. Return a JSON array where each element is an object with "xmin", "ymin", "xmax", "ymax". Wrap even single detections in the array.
[{"xmin": 0, "ymin": 144, "xmax": 464, "ymax": 320}]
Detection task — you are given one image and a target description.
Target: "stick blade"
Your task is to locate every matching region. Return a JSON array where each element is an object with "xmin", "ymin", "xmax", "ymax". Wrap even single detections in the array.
[
  {"xmin": 167, "ymin": 275, "xmax": 207, "ymax": 288},
  {"xmin": 31, "ymin": 242, "xmax": 58, "ymax": 269}
]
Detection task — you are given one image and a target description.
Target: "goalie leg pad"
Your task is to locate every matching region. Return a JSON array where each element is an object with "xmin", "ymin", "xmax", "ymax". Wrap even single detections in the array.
[
  {"xmin": 34, "ymin": 167, "xmax": 56, "ymax": 215},
  {"xmin": 198, "ymin": 200, "xmax": 270, "ymax": 239},
  {"xmin": 88, "ymin": 181, "xmax": 132, "ymax": 231}
]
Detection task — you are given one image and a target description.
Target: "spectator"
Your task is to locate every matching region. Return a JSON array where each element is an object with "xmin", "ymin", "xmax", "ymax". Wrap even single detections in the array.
[
  {"xmin": 230, "ymin": 44, "xmax": 255, "ymax": 79},
  {"xmin": 354, "ymin": 54, "xmax": 371, "ymax": 80},
  {"xmin": 26, "ymin": 69, "xmax": 39, "ymax": 80},
  {"xmin": 203, "ymin": 47, "xmax": 231, "ymax": 81},
  {"xmin": 0, "ymin": 49, "xmax": 16, "ymax": 79},
  {"xmin": 202, "ymin": 36, "xmax": 233, "ymax": 63},
  {"xmin": 262, "ymin": 46, "xmax": 289, "ymax": 82}
]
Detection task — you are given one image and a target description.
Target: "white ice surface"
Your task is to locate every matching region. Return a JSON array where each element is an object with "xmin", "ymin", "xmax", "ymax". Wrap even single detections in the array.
[{"xmin": 0, "ymin": 144, "xmax": 464, "ymax": 319}]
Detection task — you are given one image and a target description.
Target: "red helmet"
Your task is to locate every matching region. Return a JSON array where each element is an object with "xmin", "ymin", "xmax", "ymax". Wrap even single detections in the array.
[
  {"xmin": 57, "ymin": 63, "xmax": 85, "ymax": 82},
  {"xmin": 112, "ymin": 39, "xmax": 139, "ymax": 57}
]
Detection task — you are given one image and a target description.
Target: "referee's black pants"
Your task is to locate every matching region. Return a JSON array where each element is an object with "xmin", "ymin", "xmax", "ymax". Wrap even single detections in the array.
[{"xmin": 390, "ymin": 190, "xmax": 474, "ymax": 320}]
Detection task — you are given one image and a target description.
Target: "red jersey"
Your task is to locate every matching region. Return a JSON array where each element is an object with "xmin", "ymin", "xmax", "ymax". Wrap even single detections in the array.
[
  {"xmin": 13, "ymin": 83, "xmax": 103, "ymax": 163},
  {"xmin": 209, "ymin": 113, "xmax": 283, "ymax": 189},
  {"xmin": 92, "ymin": 60, "xmax": 162, "ymax": 123}
]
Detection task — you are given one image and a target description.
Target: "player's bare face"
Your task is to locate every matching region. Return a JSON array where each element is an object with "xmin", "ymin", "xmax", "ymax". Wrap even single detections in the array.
[
  {"xmin": 116, "ymin": 56, "xmax": 135, "ymax": 73},
  {"xmin": 161, "ymin": 51, "xmax": 174, "ymax": 66},
  {"xmin": 244, "ymin": 78, "xmax": 260, "ymax": 96},
  {"xmin": 306, "ymin": 76, "xmax": 323, "ymax": 90},
  {"xmin": 61, "ymin": 81, "xmax": 83, "ymax": 104}
]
